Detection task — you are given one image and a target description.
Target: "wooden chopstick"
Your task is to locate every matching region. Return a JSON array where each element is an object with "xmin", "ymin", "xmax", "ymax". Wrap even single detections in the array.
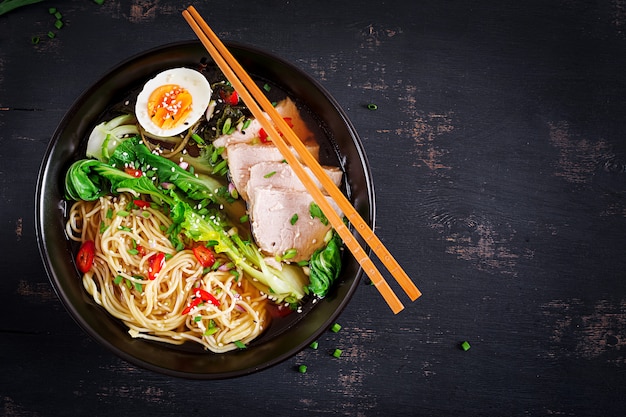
[{"xmin": 183, "ymin": 6, "xmax": 421, "ymax": 313}]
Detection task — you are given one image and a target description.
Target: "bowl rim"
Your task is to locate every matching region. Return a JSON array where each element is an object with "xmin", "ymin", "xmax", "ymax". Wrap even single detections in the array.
[{"xmin": 35, "ymin": 39, "xmax": 376, "ymax": 379}]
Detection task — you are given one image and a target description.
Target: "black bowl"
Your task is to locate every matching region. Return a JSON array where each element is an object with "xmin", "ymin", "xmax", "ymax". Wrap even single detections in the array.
[{"xmin": 35, "ymin": 40, "xmax": 375, "ymax": 379}]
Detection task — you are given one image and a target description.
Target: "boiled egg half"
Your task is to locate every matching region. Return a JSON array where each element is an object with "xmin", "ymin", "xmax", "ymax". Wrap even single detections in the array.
[{"xmin": 135, "ymin": 67, "xmax": 212, "ymax": 137}]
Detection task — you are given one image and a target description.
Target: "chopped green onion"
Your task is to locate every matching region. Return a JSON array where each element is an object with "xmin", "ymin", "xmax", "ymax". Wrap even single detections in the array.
[
  {"xmin": 210, "ymin": 260, "xmax": 222, "ymax": 272},
  {"xmin": 93, "ymin": 0, "xmax": 105, "ymax": 5},
  {"xmin": 239, "ymin": 214, "xmax": 249, "ymax": 223},
  {"xmin": 234, "ymin": 340, "xmax": 246, "ymax": 349},
  {"xmin": 332, "ymin": 348, "xmax": 343, "ymax": 358},
  {"xmin": 191, "ymin": 133, "xmax": 205, "ymax": 145},
  {"xmin": 48, "ymin": 7, "xmax": 56, "ymax": 14},
  {"xmin": 330, "ymin": 323, "xmax": 342, "ymax": 333},
  {"xmin": 211, "ymin": 159, "xmax": 228, "ymax": 176},
  {"xmin": 461, "ymin": 341, "xmax": 471, "ymax": 351},
  {"xmin": 290, "ymin": 213, "xmax": 299, "ymax": 225},
  {"xmin": 282, "ymin": 248, "xmax": 298, "ymax": 260},
  {"xmin": 106, "ymin": 208, "xmax": 113, "ymax": 219},
  {"xmin": 141, "ymin": 210, "xmax": 151, "ymax": 218},
  {"xmin": 193, "ymin": 316, "xmax": 202, "ymax": 322},
  {"xmin": 116, "ymin": 210, "xmax": 129, "ymax": 217},
  {"xmin": 298, "ymin": 364, "xmax": 308, "ymax": 373},
  {"xmin": 309, "ymin": 341, "xmax": 319, "ymax": 350},
  {"xmin": 114, "ymin": 275, "xmax": 124, "ymax": 284},
  {"xmin": 263, "ymin": 83, "xmax": 271, "ymax": 92},
  {"xmin": 54, "ymin": 11, "xmax": 62, "ymax": 19},
  {"xmin": 242, "ymin": 119, "xmax": 251, "ymax": 130},
  {"xmin": 54, "ymin": 19, "xmax": 63, "ymax": 29},
  {"xmin": 263, "ymin": 171, "xmax": 276, "ymax": 178},
  {"xmin": 230, "ymin": 269, "xmax": 240, "ymax": 281},
  {"xmin": 203, "ymin": 327, "xmax": 218, "ymax": 336},
  {"xmin": 47, "ymin": 31, "xmax": 55, "ymax": 39},
  {"xmin": 221, "ymin": 117, "xmax": 232, "ymax": 135},
  {"xmin": 31, "ymin": 36, "xmax": 40, "ymax": 44},
  {"xmin": 367, "ymin": 103, "xmax": 378, "ymax": 110},
  {"xmin": 127, "ymin": 248, "xmax": 139, "ymax": 255}
]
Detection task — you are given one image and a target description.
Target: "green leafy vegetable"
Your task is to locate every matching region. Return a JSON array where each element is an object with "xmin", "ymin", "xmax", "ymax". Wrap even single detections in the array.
[
  {"xmin": 309, "ymin": 202, "xmax": 328, "ymax": 226},
  {"xmin": 111, "ymin": 136, "xmax": 248, "ymax": 230},
  {"xmin": 64, "ymin": 158, "xmax": 174, "ymax": 206},
  {"xmin": 176, "ymin": 142, "xmax": 228, "ymax": 177},
  {"xmin": 65, "ymin": 136, "xmax": 308, "ymax": 303},
  {"xmin": 85, "ymin": 114, "xmax": 139, "ymax": 162},
  {"xmin": 307, "ymin": 231, "xmax": 342, "ymax": 297}
]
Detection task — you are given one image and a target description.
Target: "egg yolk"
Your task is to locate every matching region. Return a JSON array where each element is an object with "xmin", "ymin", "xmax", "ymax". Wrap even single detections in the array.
[{"xmin": 147, "ymin": 84, "xmax": 193, "ymax": 131}]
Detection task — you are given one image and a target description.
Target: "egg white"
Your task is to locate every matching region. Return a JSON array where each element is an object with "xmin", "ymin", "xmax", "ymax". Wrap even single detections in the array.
[{"xmin": 135, "ymin": 67, "xmax": 212, "ymax": 137}]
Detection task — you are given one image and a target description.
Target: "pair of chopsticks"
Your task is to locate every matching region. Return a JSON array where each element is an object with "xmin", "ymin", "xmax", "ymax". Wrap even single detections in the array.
[{"xmin": 182, "ymin": 6, "xmax": 421, "ymax": 313}]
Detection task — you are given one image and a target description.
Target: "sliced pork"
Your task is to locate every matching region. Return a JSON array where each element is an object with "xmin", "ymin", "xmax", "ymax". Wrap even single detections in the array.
[
  {"xmin": 213, "ymin": 97, "xmax": 314, "ymax": 149},
  {"xmin": 248, "ymin": 187, "xmax": 342, "ymax": 262},
  {"xmin": 225, "ymin": 142, "xmax": 320, "ymax": 201},
  {"xmin": 213, "ymin": 96, "xmax": 345, "ymax": 262},
  {"xmin": 246, "ymin": 161, "xmax": 343, "ymax": 198}
]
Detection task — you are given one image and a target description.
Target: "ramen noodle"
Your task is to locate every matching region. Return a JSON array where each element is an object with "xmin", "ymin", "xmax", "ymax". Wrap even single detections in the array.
[{"xmin": 65, "ymin": 192, "xmax": 269, "ymax": 353}]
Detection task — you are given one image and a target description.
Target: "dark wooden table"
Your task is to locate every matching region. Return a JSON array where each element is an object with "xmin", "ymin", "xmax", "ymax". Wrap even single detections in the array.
[{"xmin": 2, "ymin": 0, "xmax": 626, "ymax": 415}]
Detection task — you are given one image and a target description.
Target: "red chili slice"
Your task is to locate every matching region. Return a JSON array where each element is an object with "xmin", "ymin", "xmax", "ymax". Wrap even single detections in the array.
[
  {"xmin": 181, "ymin": 297, "xmax": 202, "ymax": 315},
  {"xmin": 76, "ymin": 240, "xmax": 95, "ymax": 273},
  {"xmin": 193, "ymin": 245, "xmax": 216, "ymax": 268},
  {"xmin": 136, "ymin": 245, "xmax": 146, "ymax": 257},
  {"xmin": 124, "ymin": 167, "xmax": 143, "ymax": 178},
  {"xmin": 258, "ymin": 117, "xmax": 293, "ymax": 143},
  {"xmin": 219, "ymin": 89, "xmax": 239, "ymax": 106},
  {"xmin": 258, "ymin": 127, "xmax": 269, "ymax": 143},
  {"xmin": 181, "ymin": 288, "xmax": 220, "ymax": 315},
  {"xmin": 148, "ymin": 252, "xmax": 165, "ymax": 280},
  {"xmin": 133, "ymin": 199, "xmax": 150, "ymax": 209},
  {"xmin": 194, "ymin": 288, "xmax": 220, "ymax": 307},
  {"xmin": 228, "ymin": 90, "xmax": 239, "ymax": 105}
]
